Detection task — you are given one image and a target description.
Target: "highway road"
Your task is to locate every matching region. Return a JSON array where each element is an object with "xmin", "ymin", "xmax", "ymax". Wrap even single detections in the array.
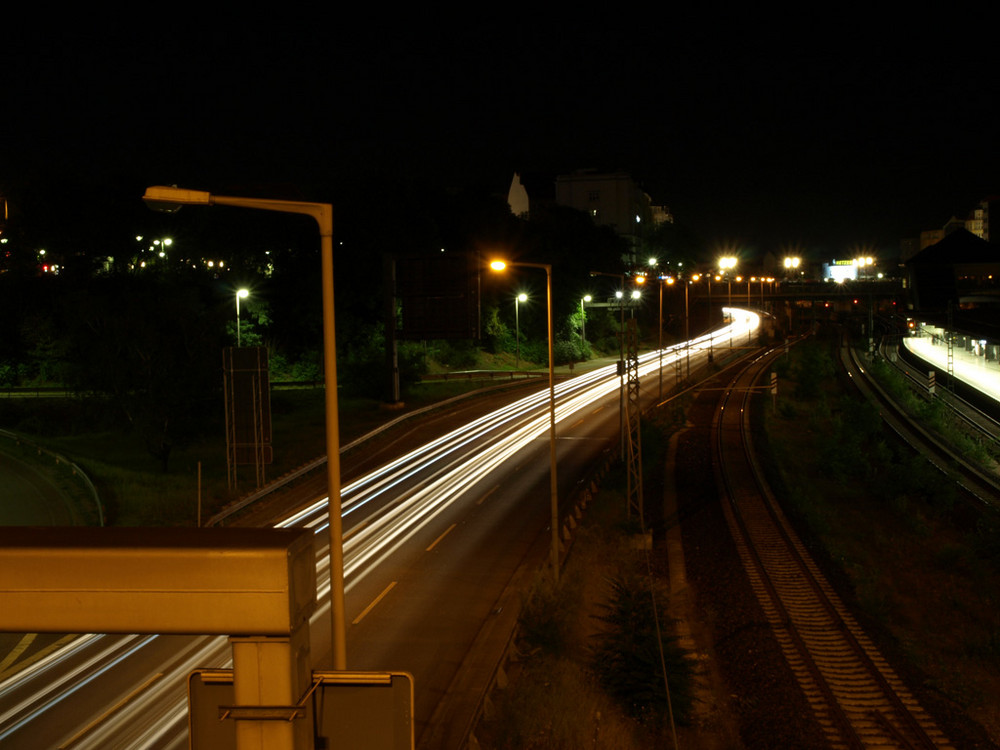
[
  {"xmin": 0, "ymin": 309, "xmax": 761, "ymax": 749},
  {"xmin": 0, "ymin": 445, "xmax": 82, "ymax": 526}
]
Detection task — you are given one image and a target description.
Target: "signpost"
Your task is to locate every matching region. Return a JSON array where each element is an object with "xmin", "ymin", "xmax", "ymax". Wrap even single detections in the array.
[
  {"xmin": 0, "ymin": 528, "xmax": 414, "ymax": 749},
  {"xmin": 189, "ymin": 669, "xmax": 414, "ymax": 750}
]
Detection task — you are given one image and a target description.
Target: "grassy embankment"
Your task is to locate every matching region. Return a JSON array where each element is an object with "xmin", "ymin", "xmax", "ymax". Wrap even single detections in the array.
[
  {"xmin": 0, "ymin": 351, "xmax": 547, "ymax": 527},
  {"xmin": 759, "ymin": 336, "xmax": 1000, "ymax": 746},
  {"xmin": 480, "ymin": 335, "xmax": 1000, "ymax": 749},
  {"xmin": 476, "ymin": 402, "xmax": 699, "ymax": 750}
]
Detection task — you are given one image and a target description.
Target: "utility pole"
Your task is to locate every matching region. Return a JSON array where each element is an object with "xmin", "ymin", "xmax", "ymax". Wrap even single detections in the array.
[{"xmin": 625, "ymin": 317, "xmax": 643, "ymax": 522}]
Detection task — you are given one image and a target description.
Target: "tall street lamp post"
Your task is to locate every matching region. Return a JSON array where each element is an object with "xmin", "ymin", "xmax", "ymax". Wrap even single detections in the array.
[
  {"xmin": 719, "ymin": 257, "xmax": 738, "ymax": 350},
  {"xmin": 515, "ymin": 292, "xmax": 527, "ymax": 369},
  {"xmin": 591, "ymin": 271, "xmax": 626, "ymax": 456},
  {"xmin": 659, "ymin": 276, "xmax": 676, "ymax": 398},
  {"xmin": 142, "ymin": 186, "xmax": 348, "ymax": 671},
  {"xmin": 581, "ymin": 295, "xmax": 591, "ymax": 357},
  {"xmin": 706, "ymin": 275, "xmax": 714, "ymax": 360},
  {"xmin": 235, "ymin": 288, "xmax": 249, "ymax": 347},
  {"xmin": 684, "ymin": 278, "xmax": 691, "ymax": 378},
  {"xmin": 784, "ymin": 256, "xmax": 801, "ymax": 280},
  {"xmin": 491, "ymin": 259, "xmax": 560, "ymax": 581}
]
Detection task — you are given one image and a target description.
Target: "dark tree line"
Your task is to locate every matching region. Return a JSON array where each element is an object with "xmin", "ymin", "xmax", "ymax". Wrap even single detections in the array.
[{"xmin": 0, "ymin": 171, "xmax": 706, "ymax": 469}]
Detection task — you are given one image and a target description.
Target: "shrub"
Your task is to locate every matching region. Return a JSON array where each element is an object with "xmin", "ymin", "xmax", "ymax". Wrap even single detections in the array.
[
  {"xmin": 590, "ymin": 573, "xmax": 695, "ymax": 727},
  {"xmin": 518, "ymin": 571, "xmax": 579, "ymax": 657}
]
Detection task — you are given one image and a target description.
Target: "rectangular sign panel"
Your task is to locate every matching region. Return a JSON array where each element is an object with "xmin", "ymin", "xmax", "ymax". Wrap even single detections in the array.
[
  {"xmin": 189, "ymin": 670, "xmax": 414, "ymax": 750},
  {"xmin": 223, "ymin": 346, "xmax": 273, "ymax": 465},
  {"xmin": 0, "ymin": 528, "xmax": 315, "ymax": 635},
  {"xmin": 395, "ymin": 252, "xmax": 479, "ymax": 340}
]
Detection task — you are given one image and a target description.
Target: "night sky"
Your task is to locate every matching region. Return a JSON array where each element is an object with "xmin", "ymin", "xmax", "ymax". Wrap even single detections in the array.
[{"xmin": 3, "ymin": 16, "xmax": 997, "ymax": 261}]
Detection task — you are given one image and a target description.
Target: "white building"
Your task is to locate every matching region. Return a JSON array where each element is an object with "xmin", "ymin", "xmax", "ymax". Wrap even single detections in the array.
[{"xmin": 553, "ymin": 170, "xmax": 669, "ymax": 263}]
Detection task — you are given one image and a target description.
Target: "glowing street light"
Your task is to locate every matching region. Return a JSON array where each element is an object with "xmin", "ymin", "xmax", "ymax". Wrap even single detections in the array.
[
  {"xmin": 719, "ymin": 256, "xmax": 738, "ymax": 313},
  {"xmin": 581, "ymin": 295, "xmax": 592, "ymax": 356},
  {"xmin": 490, "ymin": 258, "xmax": 561, "ymax": 581},
  {"xmin": 591, "ymin": 270, "xmax": 627, "ymax": 457},
  {"xmin": 142, "ymin": 185, "xmax": 348, "ymax": 672},
  {"xmin": 657, "ymin": 276, "xmax": 675, "ymax": 398},
  {"xmin": 235, "ymin": 288, "xmax": 249, "ymax": 347},
  {"xmin": 515, "ymin": 292, "xmax": 528, "ymax": 369},
  {"xmin": 718, "ymin": 255, "xmax": 737, "ymax": 272},
  {"xmin": 853, "ymin": 255, "xmax": 875, "ymax": 280}
]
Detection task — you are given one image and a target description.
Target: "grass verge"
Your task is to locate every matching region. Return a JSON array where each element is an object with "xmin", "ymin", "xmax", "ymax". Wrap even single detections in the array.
[
  {"xmin": 760, "ymin": 335, "xmax": 1000, "ymax": 746},
  {"xmin": 477, "ymin": 458, "xmax": 696, "ymax": 749}
]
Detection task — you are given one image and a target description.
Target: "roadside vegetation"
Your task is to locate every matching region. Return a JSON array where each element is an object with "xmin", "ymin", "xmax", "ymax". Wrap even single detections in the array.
[
  {"xmin": 761, "ymin": 333, "xmax": 1000, "ymax": 746},
  {"xmin": 866, "ymin": 354, "xmax": 1000, "ymax": 477},
  {"xmin": 0, "ymin": 346, "xmax": 608, "ymax": 526},
  {"xmin": 478, "ymin": 419, "xmax": 697, "ymax": 750}
]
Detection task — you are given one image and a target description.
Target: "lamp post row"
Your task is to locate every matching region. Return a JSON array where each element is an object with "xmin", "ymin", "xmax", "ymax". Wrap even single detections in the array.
[{"xmin": 141, "ymin": 190, "xmax": 762, "ymax": 668}]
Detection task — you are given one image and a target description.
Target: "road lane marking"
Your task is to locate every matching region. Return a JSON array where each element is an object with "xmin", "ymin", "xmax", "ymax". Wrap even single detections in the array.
[
  {"xmin": 0, "ymin": 634, "xmax": 36, "ymax": 674},
  {"xmin": 352, "ymin": 582, "xmax": 397, "ymax": 625},
  {"xmin": 58, "ymin": 672, "xmax": 164, "ymax": 748},
  {"xmin": 0, "ymin": 633, "xmax": 77, "ymax": 682},
  {"xmin": 426, "ymin": 524, "xmax": 457, "ymax": 551},
  {"xmin": 571, "ymin": 418, "xmax": 584, "ymax": 429},
  {"xmin": 476, "ymin": 485, "xmax": 499, "ymax": 506}
]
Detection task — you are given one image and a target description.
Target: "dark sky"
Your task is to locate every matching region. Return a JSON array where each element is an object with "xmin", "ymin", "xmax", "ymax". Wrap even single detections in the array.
[{"xmin": 3, "ymin": 17, "xmax": 997, "ymax": 260}]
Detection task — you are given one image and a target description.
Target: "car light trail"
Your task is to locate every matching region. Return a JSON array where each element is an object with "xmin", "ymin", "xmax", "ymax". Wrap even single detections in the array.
[
  {"xmin": 0, "ymin": 311, "xmax": 760, "ymax": 749},
  {"xmin": 0, "ymin": 634, "xmax": 157, "ymax": 743}
]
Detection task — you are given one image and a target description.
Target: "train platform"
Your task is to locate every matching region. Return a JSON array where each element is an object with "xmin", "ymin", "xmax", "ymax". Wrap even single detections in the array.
[{"xmin": 903, "ymin": 330, "xmax": 1000, "ymax": 405}]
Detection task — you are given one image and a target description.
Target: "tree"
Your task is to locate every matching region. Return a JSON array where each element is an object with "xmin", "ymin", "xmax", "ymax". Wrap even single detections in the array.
[
  {"xmin": 639, "ymin": 218, "xmax": 705, "ymax": 274},
  {"xmin": 61, "ymin": 272, "xmax": 228, "ymax": 470},
  {"xmin": 591, "ymin": 573, "xmax": 695, "ymax": 728}
]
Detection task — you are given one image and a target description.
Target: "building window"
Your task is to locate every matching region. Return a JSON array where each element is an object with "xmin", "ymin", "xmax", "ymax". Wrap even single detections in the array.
[{"xmin": 588, "ymin": 191, "xmax": 600, "ymax": 201}]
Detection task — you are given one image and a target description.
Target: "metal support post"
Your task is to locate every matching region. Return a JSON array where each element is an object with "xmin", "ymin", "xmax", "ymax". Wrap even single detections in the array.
[
  {"xmin": 229, "ymin": 627, "xmax": 313, "ymax": 750},
  {"xmin": 625, "ymin": 318, "xmax": 643, "ymax": 521}
]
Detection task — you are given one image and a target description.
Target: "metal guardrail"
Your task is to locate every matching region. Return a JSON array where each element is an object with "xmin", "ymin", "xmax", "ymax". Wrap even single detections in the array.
[
  {"xmin": 205, "ymin": 380, "xmax": 537, "ymax": 527},
  {"xmin": 880, "ymin": 337, "xmax": 1000, "ymax": 446},
  {"xmin": 0, "ymin": 428, "xmax": 104, "ymax": 526},
  {"xmin": 846, "ymin": 341, "xmax": 1000, "ymax": 504},
  {"xmin": 0, "ymin": 385, "xmax": 73, "ymax": 398},
  {"xmin": 419, "ymin": 370, "xmax": 545, "ymax": 382}
]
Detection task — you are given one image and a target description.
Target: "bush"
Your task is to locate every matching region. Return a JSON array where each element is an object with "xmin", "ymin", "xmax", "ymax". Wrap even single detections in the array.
[
  {"xmin": 518, "ymin": 571, "xmax": 579, "ymax": 657},
  {"xmin": 590, "ymin": 573, "xmax": 695, "ymax": 727},
  {"xmin": 791, "ymin": 341, "xmax": 834, "ymax": 398},
  {"xmin": 554, "ymin": 338, "xmax": 579, "ymax": 366},
  {"xmin": 432, "ymin": 339, "xmax": 480, "ymax": 369}
]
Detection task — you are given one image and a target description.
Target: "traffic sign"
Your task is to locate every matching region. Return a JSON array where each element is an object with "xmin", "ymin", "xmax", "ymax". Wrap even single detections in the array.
[{"xmin": 189, "ymin": 669, "xmax": 414, "ymax": 750}]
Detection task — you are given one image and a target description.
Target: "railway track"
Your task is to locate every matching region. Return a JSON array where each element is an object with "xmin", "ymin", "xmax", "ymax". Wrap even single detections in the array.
[
  {"xmin": 711, "ymin": 346, "xmax": 954, "ymax": 749},
  {"xmin": 839, "ymin": 337, "xmax": 1000, "ymax": 510}
]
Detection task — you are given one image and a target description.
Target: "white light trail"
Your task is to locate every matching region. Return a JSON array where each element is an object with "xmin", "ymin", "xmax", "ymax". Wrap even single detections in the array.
[{"xmin": 0, "ymin": 310, "xmax": 761, "ymax": 749}]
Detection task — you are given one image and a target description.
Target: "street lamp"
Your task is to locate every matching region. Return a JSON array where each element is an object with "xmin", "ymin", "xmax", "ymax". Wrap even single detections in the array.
[
  {"xmin": 684, "ymin": 277, "xmax": 691, "ymax": 378},
  {"xmin": 853, "ymin": 256, "xmax": 874, "ymax": 280},
  {"xmin": 719, "ymin": 256, "xmax": 737, "ymax": 312},
  {"xmin": 490, "ymin": 259, "xmax": 560, "ymax": 582},
  {"xmin": 784, "ymin": 256, "xmax": 801, "ymax": 278},
  {"xmin": 235, "ymin": 288, "xmax": 249, "ymax": 347},
  {"xmin": 658, "ymin": 277, "xmax": 673, "ymax": 398},
  {"xmin": 154, "ymin": 237, "xmax": 173, "ymax": 258},
  {"xmin": 706, "ymin": 274, "xmax": 715, "ymax": 360},
  {"xmin": 142, "ymin": 186, "xmax": 348, "ymax": 671},
  {"xmin": 592, "ymin": 271, "xmax": 626, "ymax": 457},
  {"xmin": 515, "ymin": 292, "xmax": 528, "ymax": 369},
  {"xmin": 581, "ymin": 295, "xmax": 592, "ymax": 357}
]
